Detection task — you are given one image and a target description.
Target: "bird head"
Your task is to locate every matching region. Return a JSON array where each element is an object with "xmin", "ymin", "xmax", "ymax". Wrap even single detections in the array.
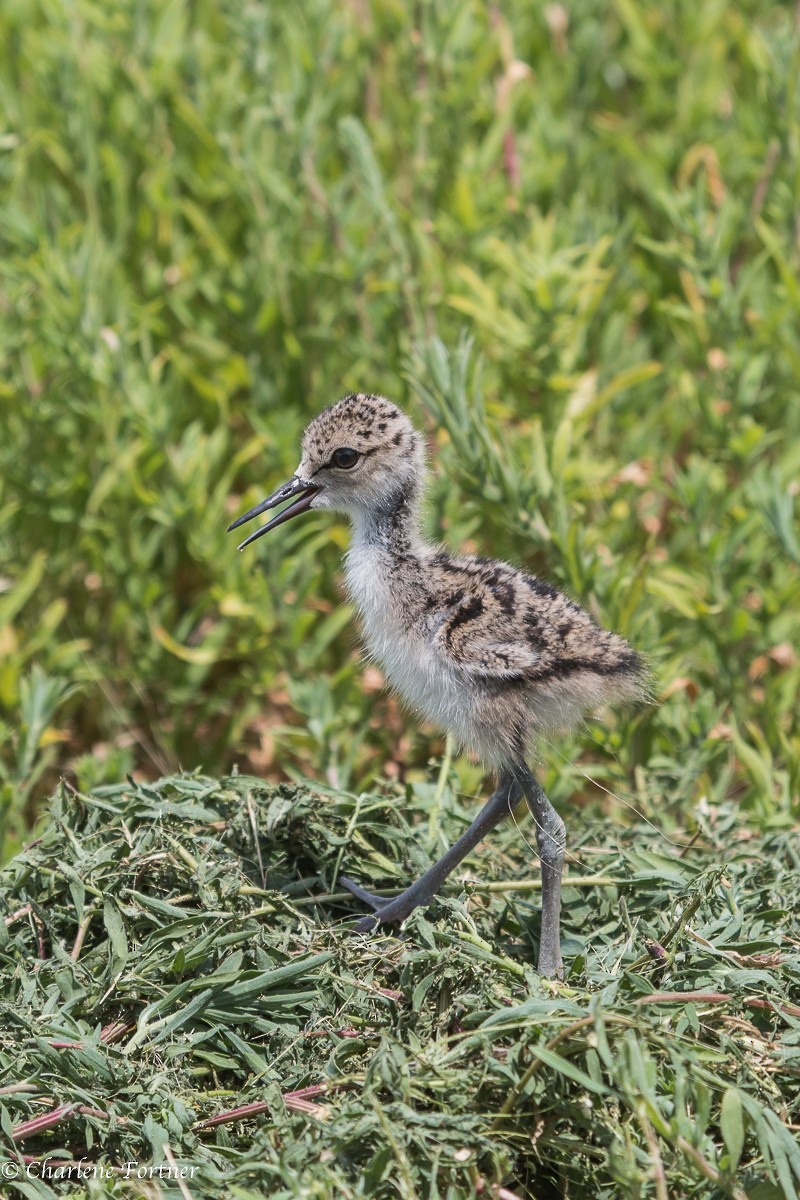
[{"xmin": 228, "ymin": 393, "xmax": 424, "ymax": 549}]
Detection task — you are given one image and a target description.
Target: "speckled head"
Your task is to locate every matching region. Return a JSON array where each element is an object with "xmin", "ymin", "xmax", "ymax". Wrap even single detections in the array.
[
  {"xmin": 299, "ymin": 393, "xmax": 424, "ymax": 516},
  {"xmin": 227, "ymin": 393, "xmax": 425, "ymax": 549}
]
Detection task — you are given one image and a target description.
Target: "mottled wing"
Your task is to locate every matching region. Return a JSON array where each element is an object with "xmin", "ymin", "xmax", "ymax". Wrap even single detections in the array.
[
  {"xmin": 446, "ymin": 637, "xmax": 540, "ymax": 678},
  {"xmin": 429, "ymin": 552, "xmax": 647, "ymax": 707},
  {"xmin": 432, "ymin": 589, "xmax": 540, "ymax": 679}
]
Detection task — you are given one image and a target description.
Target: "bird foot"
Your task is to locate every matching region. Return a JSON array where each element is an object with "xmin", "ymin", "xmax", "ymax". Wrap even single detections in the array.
[
  {"xmin": 537, "ymin": 950, "xmax": 564, "ymax": 979},
  {"xmin": 339, "ymin": 876, "xmax": 421, "ymax": 934},
  {"xmin": 338, "ymin": 875, "xmax": 395, "ymax": 911},
  {"xmin": 537, "ymin": 926, "xmax": 564, "ymax": 979}
]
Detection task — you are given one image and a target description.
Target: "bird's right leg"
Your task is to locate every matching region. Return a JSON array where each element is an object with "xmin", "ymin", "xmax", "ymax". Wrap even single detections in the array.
[
  {"xmin": 337, "ymin": 876, "xmax": 394, "ymax": 911},
  {"xmin": 340, "ymin": 771, "xmax": 522, "ymax": 931}
]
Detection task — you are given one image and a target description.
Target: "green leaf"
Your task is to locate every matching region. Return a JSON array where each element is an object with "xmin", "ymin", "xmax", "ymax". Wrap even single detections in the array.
[
  {"xmin": 720, "ymin": 1088, "xmax": 744, "ymax": 1171},
  {"xmin": 102, "ymin": 897, "xmax": 128, "ymax": 971}
]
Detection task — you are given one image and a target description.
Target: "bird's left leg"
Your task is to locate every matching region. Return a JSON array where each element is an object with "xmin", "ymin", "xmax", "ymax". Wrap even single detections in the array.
[
  {"xmin": 340, "ymin": 771, "xmax": 522, "ymax": 933},
  {"xmin": 515, "ymin": 766, "xmax": 565, "ymax": 978}
]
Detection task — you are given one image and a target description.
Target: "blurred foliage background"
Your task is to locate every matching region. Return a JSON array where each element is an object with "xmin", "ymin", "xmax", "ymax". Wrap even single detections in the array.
[{"xmin": 1, "ymin": 0, "xmax": 798, "ymax": 862}]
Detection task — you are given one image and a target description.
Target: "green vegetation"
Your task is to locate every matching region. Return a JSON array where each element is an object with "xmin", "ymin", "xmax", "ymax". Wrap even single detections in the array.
[
  {"xmin": 2, "ymin": 775, "xmax": 799, "ymax": 1199},
  {"xmin": 0, "ymin": 0, "xmax": 798, "ymax": 1196}
]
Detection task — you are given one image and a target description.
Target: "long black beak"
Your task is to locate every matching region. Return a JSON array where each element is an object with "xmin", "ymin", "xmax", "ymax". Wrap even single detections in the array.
[{"xmin": 227, "ymin": 476, "xmax": 320, "ymax": 550}]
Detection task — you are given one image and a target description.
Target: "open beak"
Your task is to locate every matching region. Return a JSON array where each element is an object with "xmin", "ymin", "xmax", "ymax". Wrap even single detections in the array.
[{"xmin": 227, "ymin": 477, "xmax": 320, "ymax": 550}]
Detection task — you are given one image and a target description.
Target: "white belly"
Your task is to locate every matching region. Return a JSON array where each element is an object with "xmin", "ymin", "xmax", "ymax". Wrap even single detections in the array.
[{"xmin": 344, "ymin": 545, "xmax": 472, "ymax": 738}]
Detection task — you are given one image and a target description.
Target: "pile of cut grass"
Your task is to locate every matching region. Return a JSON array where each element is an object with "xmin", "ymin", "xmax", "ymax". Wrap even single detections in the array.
[{"xmin": 1, "ymin": 774, "xmax": 798, "ymax": 1198}]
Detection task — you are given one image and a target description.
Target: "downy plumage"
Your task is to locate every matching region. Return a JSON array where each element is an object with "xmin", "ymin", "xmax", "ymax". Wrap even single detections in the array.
[{"xmin": 229, "ymin": 393, "xmax": 648, "ymax": 976}]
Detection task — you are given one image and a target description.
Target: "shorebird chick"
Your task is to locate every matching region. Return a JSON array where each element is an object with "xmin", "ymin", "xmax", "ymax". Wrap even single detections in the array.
[{"xmin": 228, "ymin": 393, "xmax": 648, "ymax": 976}]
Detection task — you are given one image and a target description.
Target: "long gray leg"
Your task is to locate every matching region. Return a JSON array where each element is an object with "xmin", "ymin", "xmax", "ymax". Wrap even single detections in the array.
[
  {"xmin": 515, "ymin": 766, "xmax": 565, "ymax": 978},
  {"xmin": 341, "ymin": 772, "xmax": 522, "ymax": 934}
]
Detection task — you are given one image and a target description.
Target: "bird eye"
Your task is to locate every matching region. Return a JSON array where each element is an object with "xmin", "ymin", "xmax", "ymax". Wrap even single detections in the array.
[{"xmin": 331, "ymin": 447, "xmax": 360, "ymax": 469}]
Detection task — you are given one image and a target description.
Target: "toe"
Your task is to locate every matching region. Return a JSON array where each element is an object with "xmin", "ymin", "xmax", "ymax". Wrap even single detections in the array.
[
  {"xmin": 350, "ymin": 895, "xmax": 413, "ymax": 934},
  {"xmin": 339, "ymin": 875, "xmax": 392, "ymax": 911},
  {"xmin": 352, "ymin": 912, "xmax": 381, "ymax": 934}
]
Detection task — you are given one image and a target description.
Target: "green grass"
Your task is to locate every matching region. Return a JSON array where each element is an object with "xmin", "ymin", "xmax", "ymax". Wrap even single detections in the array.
[
  {"xmin": 1, "ymin": 774, "xmax": 799, "ymax": 1199},
  {"xmin": 0, "ymin": 0, "xmax": 798, "ymax": 1195},
  {"xmin": 1, "ymin": 0, "xmax": 798, "ymax": 857}
]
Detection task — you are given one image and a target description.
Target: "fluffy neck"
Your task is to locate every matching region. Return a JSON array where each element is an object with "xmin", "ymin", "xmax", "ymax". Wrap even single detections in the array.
[{"xmin": 348, "ymin": 478, "xmax": 426, "ymax": 559}]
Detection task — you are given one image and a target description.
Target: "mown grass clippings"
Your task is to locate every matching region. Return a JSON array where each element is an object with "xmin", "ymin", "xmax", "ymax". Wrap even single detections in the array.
[{"xmin": 0, "ymin": 774, "xmax": 798, "ymax": 1198}]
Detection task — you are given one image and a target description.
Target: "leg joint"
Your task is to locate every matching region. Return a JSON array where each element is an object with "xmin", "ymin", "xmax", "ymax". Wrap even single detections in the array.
[
  {"xmin": 537, "ymin": 810, "xmax": 566, "ymax": 866},
  {"xmin": 515, "ymin": 770, "xmax": 566, "ymax": 865}
]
